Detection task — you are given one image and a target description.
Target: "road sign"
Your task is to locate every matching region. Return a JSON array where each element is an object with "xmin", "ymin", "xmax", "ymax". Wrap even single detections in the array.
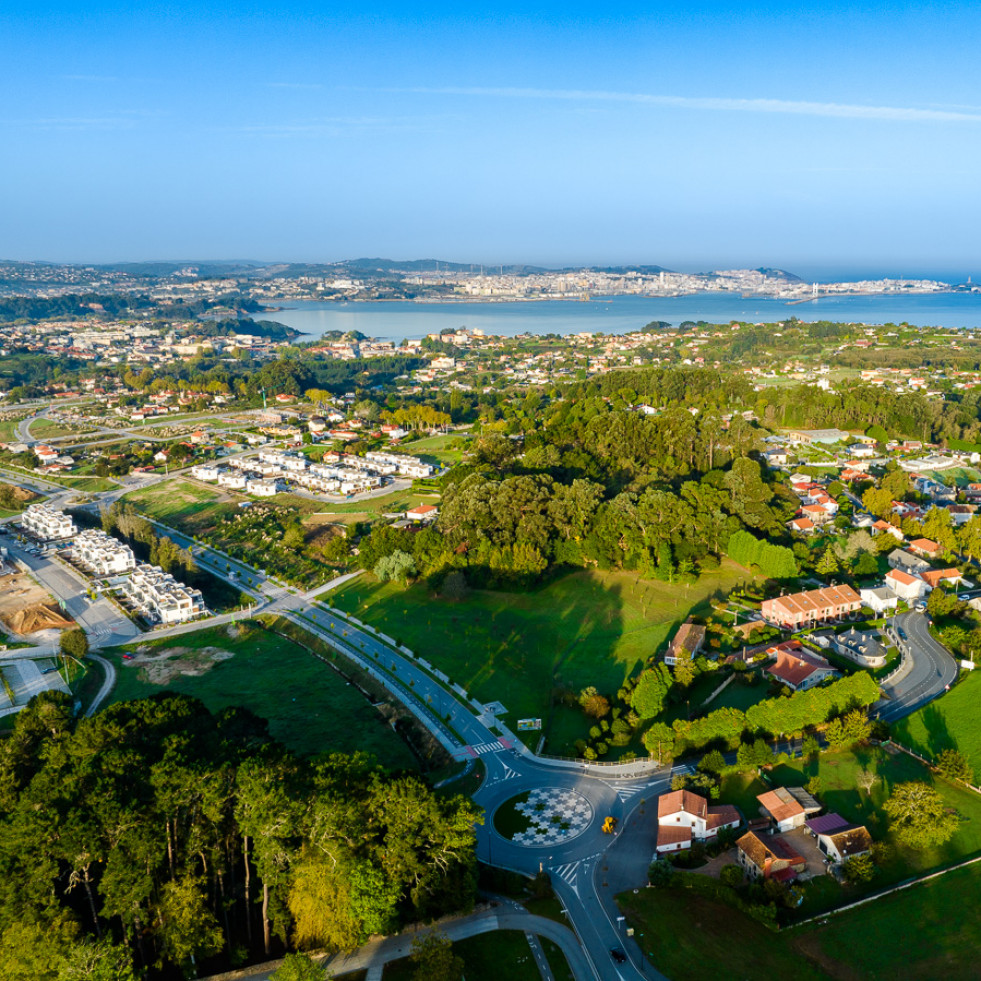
[{"xmin": 516, "ymin": 718, "xmax": 542, "ymax": 731}]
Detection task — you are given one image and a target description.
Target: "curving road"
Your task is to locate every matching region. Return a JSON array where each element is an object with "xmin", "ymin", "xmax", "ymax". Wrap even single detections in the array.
[
  {"xmin": 877, "ymin": 611, "xmax": 959, "ymax": 722},
  {"xmin": 85, "ymin": 653, "xmax": 117, "ymax": 716}
]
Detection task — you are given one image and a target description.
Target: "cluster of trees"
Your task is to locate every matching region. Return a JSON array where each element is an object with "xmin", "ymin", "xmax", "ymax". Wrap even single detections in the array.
[
  {"xmin": 0, "ymin": 693, "xmax": 479, "ymax": 980},
  {"xmin": 660, "ymin": 672, "xmax": 880, "ymax": 754},
  {"xmin": 352, "ymin": 394, "xmax": 800, "ymax": 587},
  {"xmin": 99, "ymin": 503, "xmax": 196, "ymax": 577},
  {"xmin": 726, "ymin": 530, "xmax": 798, "ymax": 579}
]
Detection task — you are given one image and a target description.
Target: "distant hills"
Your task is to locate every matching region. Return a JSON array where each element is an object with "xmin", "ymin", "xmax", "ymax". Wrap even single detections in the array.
[{"xmin": 1, "ymin": 257, "xmax": 807, "ymax": 281}]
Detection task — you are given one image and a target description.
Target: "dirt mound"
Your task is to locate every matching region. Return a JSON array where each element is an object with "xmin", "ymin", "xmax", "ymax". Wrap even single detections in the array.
[
  {"xmin": 126, "ymin": 645, "xmax": 235, "ymax": 685},
  {"xmin": 2, "ymin": 603, "xmax": 74, "ymax": 635}
]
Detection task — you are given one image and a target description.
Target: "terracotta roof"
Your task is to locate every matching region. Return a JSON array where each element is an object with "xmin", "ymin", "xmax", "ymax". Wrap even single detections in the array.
[
  {"xmin": 757, "ymin": 789, "xmax": 805, "ymax": 823},
  {"xmin": 658, "ymin": 789, "xmax": 707, "ymax": 820},
  {"xmin": 886, "ymin": 568, "xmax": 919, "ymax": 586},
  {"xmin": 910, "ymin": 537, "xmax": 941, "ymax": 553},
  {"xmin": 656, "ymin": 825, "xmax": 692, "ymax": 847},
  {"xmin": 705, "ymin": 805, "xmax": 740, "ymax": 830},
  {"xmin": 921, "ymin": 568, "xmax": 961, "ymax": 588},
  {"xmin": 766, "ymin": 649, "xmax": 833, "ymax": 688},
  {"xmin": 762, "ymin": 584, "xmax": 861, "ymax": 620}
]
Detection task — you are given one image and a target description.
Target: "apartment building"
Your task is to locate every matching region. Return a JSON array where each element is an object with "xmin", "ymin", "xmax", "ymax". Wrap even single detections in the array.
[
  {"xmin": 122, "ymin": 563, "xmax": 205, "ymax": 624},
  {"xmin": 73, "ymin": 529, "xmax": 136, "ymax": 575},
  {"xmin": 760, "ymin": 584, "xmax": 862, "ymax": 628},
  {"xmin": 364, "ymin": 451, "xmax": 436, "ymax": 478},
  {"xmin": 21, "ymin": 504, "xmax": 76, "ymax": 541}
]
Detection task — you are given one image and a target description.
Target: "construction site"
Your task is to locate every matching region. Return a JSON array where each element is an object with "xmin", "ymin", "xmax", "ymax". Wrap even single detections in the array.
[{"xmin": 0, "ymin": 568, "xmax": 75, "ymax": 640}]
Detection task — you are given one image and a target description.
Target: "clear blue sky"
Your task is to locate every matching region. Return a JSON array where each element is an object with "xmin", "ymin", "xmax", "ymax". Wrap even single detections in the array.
[{"xmin": 3, "ymin": 1, "xmax": 980, "ymax": 276}]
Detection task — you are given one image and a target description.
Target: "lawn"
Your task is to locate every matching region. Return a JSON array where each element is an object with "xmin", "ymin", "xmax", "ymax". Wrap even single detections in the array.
[
  {"xmin": 329, "ymin": 562, "xmax": 748, "ymax": 754},
  {"xmin": 795, "ymin": 860, "xmax": 981, "ymax": 979},
  {"xmin": 704, "ymin": 674, "xmax": 771, "ymax": 712},
  {"xmin": 620, "ymin": 859, "xmax": 981, "ymax": 981},
  {"xmin": 122, "ymin": 479, "xmax": 233, "ymax": 529},
  {"xmin": 381, "ymin": 930, "xmax": 543, "ymax": 981},
  {"xmin": 400, "ymin": 433, "xmax": 471, "ymax": 466},
  {"xmin": 106, "ymin": 621, "xmax": 417, "ymax": 767},
  {"xmin": 892, "ymin": 672, "xmax": 981, "ymax": 782}
]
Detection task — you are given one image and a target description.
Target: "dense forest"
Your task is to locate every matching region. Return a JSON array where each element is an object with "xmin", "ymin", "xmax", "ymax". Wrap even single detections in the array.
[{"xmin": 0, "ymin": 693, "xmax": 479, "ymax": 980}]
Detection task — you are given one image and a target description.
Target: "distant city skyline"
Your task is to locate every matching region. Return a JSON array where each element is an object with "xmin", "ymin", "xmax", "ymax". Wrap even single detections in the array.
[{"xmin": 3, "ymin": 2, "xmax": 980, "ymax": 271}]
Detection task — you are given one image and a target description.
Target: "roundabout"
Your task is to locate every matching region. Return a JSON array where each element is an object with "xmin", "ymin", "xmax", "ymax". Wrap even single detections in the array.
[{"xmin": 493, "ymin": 787, "xmax": 594, "ymax": 846}]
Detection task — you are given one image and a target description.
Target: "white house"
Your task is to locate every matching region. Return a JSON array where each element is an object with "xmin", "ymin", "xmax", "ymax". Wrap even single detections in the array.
[
  {"xmin": 885, "ymin": 568, "xmax": 930, "ymax": 602},
  {"xmin": 860, "ymin": 586, "xmax": 899, "ymax": 615},
  {"xmin": 21, "ymin": 504, "xmax": 76, "ymax": 541},
  {"xmin": 655, "ymin": 790, "xmax": 740, "ymax": 853},
  {"xmin": 888, "ymin": 549, "xmax": 930, "ymax": 576}
]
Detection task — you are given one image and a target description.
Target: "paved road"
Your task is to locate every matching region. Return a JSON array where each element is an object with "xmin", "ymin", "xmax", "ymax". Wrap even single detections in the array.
[
  {"xmin": 85, "ymin": 653, "xmax": 117, "ymax": 716},
  {"xmin": 214, "ymin": 906, "xmax": 592, "ymax": 981},
  {"xmin": 877, "ymin": 610, "xmax": 959, "ymax": 722}
]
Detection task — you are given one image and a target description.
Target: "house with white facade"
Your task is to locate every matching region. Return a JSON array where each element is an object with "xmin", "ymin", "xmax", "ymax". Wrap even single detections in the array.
[
  {"xmin": 122, "ymin": 563, "xmax": 206, "ymax": 624},
  {"xmin": 73, "ymin": 529, "xmax": 136, "ymax": 575},
  {"xmin": 21, "ymin": 504, "xmax": 76, "ymax": 541},
  {"xmin": 885, "ymin": 568, "xmax": 930, "ymax": 602},
  {"xmin": 860, "ymin": 586, "xmax": 899, "ymax": 615},
  {"xmin": 655, "ymin": 790, "xmax": 740, "ymax": 854}
]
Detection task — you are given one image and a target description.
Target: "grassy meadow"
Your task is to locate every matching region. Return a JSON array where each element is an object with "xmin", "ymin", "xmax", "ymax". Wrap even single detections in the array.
[
  {"xmin": 328, "ymin": 562, "xmax": 748, "ymax": 753},
  {"xmin": 892, "ymin": 672, "xmax": 981, "ymax": 781},
  {"xmin": 106, "ymin": 621, "xmax": 417, "ymax": 768}
]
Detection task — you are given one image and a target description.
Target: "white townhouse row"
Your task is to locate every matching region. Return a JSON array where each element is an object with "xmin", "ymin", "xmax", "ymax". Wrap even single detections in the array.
[
  {"xmin": 72, "ymin": 529, "xmax": 136, "ymax": 575},
  {"xmin": 121, "ymin": 563, "xmax": 206, "ymax": 624},
  {"xmin": 364, "ymin": 451, "xmax": 436, "ymax": 478},
  {"xmin": 21, "ymin": 504, "xmax": 76, "ymax": 541}
]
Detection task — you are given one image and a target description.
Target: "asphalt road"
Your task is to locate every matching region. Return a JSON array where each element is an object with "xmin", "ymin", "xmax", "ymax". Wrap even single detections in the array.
[
  {"xmin": 224, "ymin": 905, "xmax": 592, "ymax": 981},
  {"xmin": 877, "ymin": 610, "xmax": 959, "ymax": 722}
]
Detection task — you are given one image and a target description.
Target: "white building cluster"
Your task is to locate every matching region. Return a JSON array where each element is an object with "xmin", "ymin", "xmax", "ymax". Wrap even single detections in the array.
[
  {"xmin": 191, "ymin": 448, "xmax": 435, "ymax": 498},
  {"xmin": 121, "ymin": 563, "xmax": 206, "ymax": 625},
  {"xmin": 72, "ymin": 529, "xmax": 137, "ymax": 575},
  {"xmin": 21, "ymin": 504, "xmax": 76, "ymax": 541}
]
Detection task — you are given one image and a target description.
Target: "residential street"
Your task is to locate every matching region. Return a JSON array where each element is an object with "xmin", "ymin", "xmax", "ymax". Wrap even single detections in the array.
[{"xmin": 877, "ymin": 610, "xmax": 959, "ymax": 722}]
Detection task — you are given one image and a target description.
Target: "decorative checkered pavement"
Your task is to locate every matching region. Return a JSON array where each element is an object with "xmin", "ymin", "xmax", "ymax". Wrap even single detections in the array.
[{"xmin": 511, "ymin": 789, "xmax": 593, "ymax": 846}]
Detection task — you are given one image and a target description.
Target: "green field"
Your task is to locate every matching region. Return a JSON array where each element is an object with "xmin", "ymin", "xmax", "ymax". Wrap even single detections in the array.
[
  {"xmin": 329, "ymin": 562, "xmax": 748, "ymax": 753},
  {"xmin": 106, "ymin": 622, "xmax": 417, "ymax": 767},
  {"xmin": 893, "ymin": 672, "xmax": 981, "ymax": 782},
  {"xmin": 401, "ymin": 432, "xmax": 471, "ymax": 466},
  {"xmin": 381, "ymin": 930, "xmax": 545, "ymax": 981},
  {"xmin": 122, "ymin": 478, "xmax": 233, "ymax": 529},
  {"xmin": 621, "ymin": 858, "xmax": 981, "ymax": 981}
]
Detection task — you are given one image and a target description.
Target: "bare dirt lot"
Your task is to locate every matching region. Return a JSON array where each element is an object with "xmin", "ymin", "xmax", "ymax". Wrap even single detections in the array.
[
  {"xmin": 124, "ymin": 644, "xmax": 236, "ymax": 685},
  {"xmin": 0, "ymin": 572, "xmax": 74, "ymax": 636}
]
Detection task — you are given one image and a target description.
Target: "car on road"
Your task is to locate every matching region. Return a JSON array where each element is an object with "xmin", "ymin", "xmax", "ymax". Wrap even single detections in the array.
[
  {"xmin": 610, "ymin": 948, "xmax": 627, "ymax": 964},
  {"xmin": 122, "ymin": 653, "xmax": 134, "ymax": 660},
  {"xmin": 898, "ymin": 626, "xmax": 907, "ymax": 640}
]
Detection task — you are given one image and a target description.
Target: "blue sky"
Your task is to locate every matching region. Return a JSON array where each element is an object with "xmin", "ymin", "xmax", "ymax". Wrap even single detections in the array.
[{"xmin": 2, "ymin": 1, "xmax": 980, "ymax": 275}]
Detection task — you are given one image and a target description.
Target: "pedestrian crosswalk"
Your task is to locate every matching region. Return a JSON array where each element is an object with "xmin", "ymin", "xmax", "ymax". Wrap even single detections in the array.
[
  {"xmin": 466, "ymin": 740, "xmax": 507, "ymax": 758},
  {"xmin": 551, "ymin": 861, "xmax": 580, "ymax": 894},
  {"xmin": 615, "ymin": 783, "xmax": 646, "ymax": 802}
]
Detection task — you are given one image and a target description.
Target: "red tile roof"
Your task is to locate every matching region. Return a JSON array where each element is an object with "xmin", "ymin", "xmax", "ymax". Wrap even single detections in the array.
[
  {"xmin": 757, "ymin": 789, "xmax": 805, "ymax": 823},
  {"xmin": 656, "ymin": 826, "xmax": 692, "ymax": 847},
  {"xmin": 658, "ymin": 789, "xmax": 707, "ymax": 820}
]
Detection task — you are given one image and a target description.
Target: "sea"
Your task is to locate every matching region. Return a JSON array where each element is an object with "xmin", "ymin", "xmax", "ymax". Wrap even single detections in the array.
[{"xmin": 262, "ymin": 292, "xmax": 981, "ymax": 344}]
